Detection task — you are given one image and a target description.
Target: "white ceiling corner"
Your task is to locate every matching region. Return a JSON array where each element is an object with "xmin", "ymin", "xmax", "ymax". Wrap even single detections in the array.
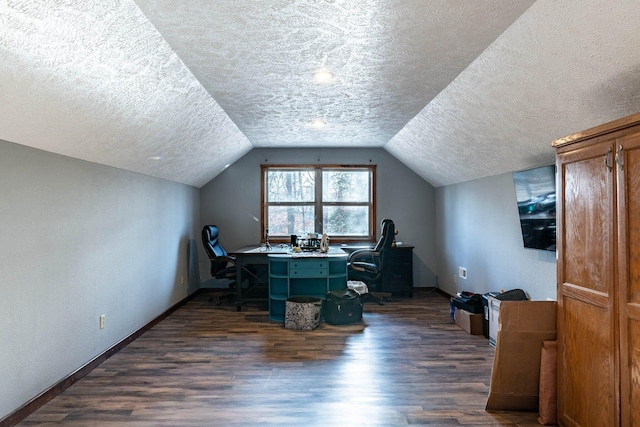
[
  {"xmin": 387, "ymin": 0, "xmax": 640, "ymax": 186},
  {"xmin": 0, "ymin": 0, "xmax": 251, "ymax": 188},
  {"xmin": 1, "ymin": 1, "xmax": 640, "ymax": 188}
]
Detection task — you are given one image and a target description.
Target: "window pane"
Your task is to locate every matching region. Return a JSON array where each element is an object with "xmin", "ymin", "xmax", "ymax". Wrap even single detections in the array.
[
  {"xmin": 267, "ymin": 206, "xmax": 315, "ymax": 236},
  {"xmin": 323, "ymin": 206, "xmax": 369, "ymax": 236},
  {"xmin": 322, "ymin": 170, "xmax": 369, "ymax": 202},
  {"xmin": 267, "ymin": 170, "xmax": 315, "ymax": 202}
]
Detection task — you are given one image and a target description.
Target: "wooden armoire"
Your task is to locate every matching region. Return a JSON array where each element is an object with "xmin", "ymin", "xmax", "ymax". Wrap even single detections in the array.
[{"xmin": 553, "ymin": 113, "xmax": 640, "ymax": 426}]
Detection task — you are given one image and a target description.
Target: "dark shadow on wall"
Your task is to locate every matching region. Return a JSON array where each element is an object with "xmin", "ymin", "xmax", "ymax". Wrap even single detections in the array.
[{"xmin": 187, "ymin": 239, "xmax": 202, "ymax": 294}]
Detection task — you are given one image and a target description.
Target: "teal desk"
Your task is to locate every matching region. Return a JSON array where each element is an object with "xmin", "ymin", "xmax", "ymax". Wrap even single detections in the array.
[{"xmin": 267, "ymin": 251, "xmax": 348, "ymax": 322}]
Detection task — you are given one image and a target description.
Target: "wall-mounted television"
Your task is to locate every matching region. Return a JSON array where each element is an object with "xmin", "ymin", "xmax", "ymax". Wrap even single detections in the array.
[{"xmin": 512, "ymin": 165, "xmax": 556, "ymax": 251}]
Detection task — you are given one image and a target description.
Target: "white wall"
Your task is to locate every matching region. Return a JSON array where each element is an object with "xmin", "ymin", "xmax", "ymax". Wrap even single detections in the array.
[
  {"xmin": 0, "ymin": 140, "xmax": 200, "ymax": 419},
  {"xmin": 435, "ymin": 172, "xmax": 557, "ymax": 301},
  {"xmin": 199, "ymin": 147, "xmax": 438, "ymax": 288},
  {"xmin": 0, "ymin": 139, "xmax": 557, "ymax": 419}
]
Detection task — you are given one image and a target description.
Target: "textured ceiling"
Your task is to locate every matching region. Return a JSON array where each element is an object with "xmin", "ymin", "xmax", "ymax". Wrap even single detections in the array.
[
  {"xmin": 0, "ymin": 0, "xmax": 251, "ymax": 188},
  {"xmin": 1, "ymin": 1, "xmax": 640, "ymax": 188},
  {"xmin": 387, "ymin": 0, "xmax": 640, "ymax": 186},
  {"xmin": 134, "ymin": 0, "xmax": 534, "ymax": 149}
]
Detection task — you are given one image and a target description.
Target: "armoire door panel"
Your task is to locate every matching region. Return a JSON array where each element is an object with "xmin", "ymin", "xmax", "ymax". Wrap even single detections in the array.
[
  {"xmin": 627, "ymin": 320, "xmax": 640, "ymax": 426},
  {"xmin": 560, "ymin": 296, "xmax": 616, "ymax": 427},
  {"xmin": 622, "ymin": 136, "xmax": 640, "ymax": 304},
  {"xmin": 562, "ymin": 148, "xmax": 614, "ymax": 295},
  {"xmin": 557, "ymin": 140, "xmax": 617, "ymax": 427},
  {"xmin": 617, "ymin": 132, "xmax": 640, "ymax": 426}
]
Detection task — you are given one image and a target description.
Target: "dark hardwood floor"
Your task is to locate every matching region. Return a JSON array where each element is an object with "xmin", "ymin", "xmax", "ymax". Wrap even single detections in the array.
[{"xmin": 16, "ymin": 290, "xmax": 541, "ymax": 426}]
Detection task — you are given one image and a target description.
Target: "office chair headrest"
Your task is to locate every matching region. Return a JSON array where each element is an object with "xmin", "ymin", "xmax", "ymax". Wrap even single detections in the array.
[
  {"xmin": 203, "ymin": 225, "xmax": 220, "ymax": 245},
  {"xmin": 202, "ymin": 225, "xmax": 228, "ymax": 259},
  {"xmin": 372, "ymin": 219, "xmax": 394, "ymax": 251},
  {"xmin": 380, "ymin": 220, "xmax": 395, "ymax": 246}
]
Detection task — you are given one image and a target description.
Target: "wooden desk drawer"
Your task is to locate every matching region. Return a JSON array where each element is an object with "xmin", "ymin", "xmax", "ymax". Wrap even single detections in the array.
[
  {"xmin": 290, "ymin": 267, "xmax": 328, "ymax": 278},
  {"xmin": 290, "ymin": 260, "xmax": 328, "ymax": 277},
  {"xmin": 290, "ymin": 260, "xmax": 328, "ymax": 270}
]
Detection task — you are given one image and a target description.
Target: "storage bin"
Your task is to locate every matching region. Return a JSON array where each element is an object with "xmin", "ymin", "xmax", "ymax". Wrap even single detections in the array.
[
  {"xmin": 284, "ymin": 296, "xmax": 322, "ymax": 330},
  {"xmin": 482, "ymin": 292, "xmax": 500, "ymax": 339}
]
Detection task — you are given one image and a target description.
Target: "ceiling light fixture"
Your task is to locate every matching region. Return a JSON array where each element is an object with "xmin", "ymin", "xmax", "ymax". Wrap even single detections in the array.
[
  {"xmin": 312, "ymin": 68, "xmax": 335, "ymax": 84},
  {"xmin": 311, "ymin": 118, "xmax": 327, "ymax": 129}
]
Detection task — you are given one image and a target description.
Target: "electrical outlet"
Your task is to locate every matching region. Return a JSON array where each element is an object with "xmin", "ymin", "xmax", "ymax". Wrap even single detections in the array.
[
  {"xmin": 99, "ymin": 315, "xmax": 105, "ymax": 329},
  {"xmin": 458, "ymin": 266, "xmax": 468, "ymax": 280}
]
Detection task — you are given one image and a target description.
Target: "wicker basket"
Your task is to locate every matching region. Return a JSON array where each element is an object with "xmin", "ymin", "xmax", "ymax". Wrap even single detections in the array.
[{"xmin": 285, "ymin": 296, "xmax": 322, "ymax": 330}]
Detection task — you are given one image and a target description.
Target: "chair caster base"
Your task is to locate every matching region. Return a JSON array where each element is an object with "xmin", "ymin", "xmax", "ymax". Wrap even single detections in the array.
[
  {"xmin": 208, "ymin": 296, "xmax": 223, "ymax": 306},
  {"xmin": 208, "ymin": 291, "xmax": 235, "ymax": 307},
  {"xmin": 369, "ymin": 291, "xmax": 392, "ymax": 306}
]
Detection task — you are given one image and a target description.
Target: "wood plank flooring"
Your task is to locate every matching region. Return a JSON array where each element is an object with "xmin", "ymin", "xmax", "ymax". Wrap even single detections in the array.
[{"xmin": 16, "ymin": 291, "xmax": 542, "ymax": 426}]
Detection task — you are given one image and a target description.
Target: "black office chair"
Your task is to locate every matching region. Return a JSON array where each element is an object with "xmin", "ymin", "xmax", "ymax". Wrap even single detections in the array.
[
  {"xmin": 201, "ymin": 225, "xmax": 267, "ymax": 311},
  {"xmin": 201, "ymin": 225, "xmax": 240, "ymax": 309},
  {"xmin": 347, "ymin": 219, "xmax": 395, "ymax": 305}
]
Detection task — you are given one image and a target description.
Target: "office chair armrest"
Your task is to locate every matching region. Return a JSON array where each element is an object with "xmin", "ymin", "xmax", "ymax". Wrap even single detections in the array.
[
  {"xmin": 347, "ymin": 249, "xmax": 380, "ymax": 264},
  {"xmin": 214, "ymin": 255, "xmax": 237, "ymax": 265}
]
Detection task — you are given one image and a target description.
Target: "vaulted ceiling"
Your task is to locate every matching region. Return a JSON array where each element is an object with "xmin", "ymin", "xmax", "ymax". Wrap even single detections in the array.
[{"xmin": 1, "ymin": 1, "xmax": 640, "ymax": 188}]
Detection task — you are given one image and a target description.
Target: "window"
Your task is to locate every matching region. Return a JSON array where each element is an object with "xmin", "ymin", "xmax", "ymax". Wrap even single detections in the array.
[{"xmin": 262, "ymin": 165, "xmax": 375, "ymax": 242}]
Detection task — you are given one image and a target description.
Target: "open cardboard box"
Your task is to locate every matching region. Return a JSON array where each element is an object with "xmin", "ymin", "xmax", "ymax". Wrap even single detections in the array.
[{"xmin": 485, "ymin": 300, "xmax": 557, "ymax": 411}]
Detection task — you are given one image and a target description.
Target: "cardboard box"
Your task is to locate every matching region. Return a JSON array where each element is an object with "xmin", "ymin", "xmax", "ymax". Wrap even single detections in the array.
[
  {"xmin": 485, "ymin": 300, "xmax": 557, "ymax": 412},
  {"xmin": 454, "ymin": 308, "xmax": 483, "ymax": 335}
]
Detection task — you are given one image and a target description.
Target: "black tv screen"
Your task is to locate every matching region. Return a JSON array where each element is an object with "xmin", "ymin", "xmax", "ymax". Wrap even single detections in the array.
[{"xmin": 512, "ymin": 165, "xmax": 556, "ymax": 251}]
